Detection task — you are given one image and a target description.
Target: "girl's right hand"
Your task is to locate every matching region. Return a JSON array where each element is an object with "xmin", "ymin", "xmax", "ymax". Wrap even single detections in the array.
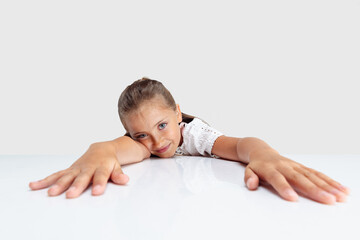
[{"xmin": 29, "ymin": 142, "xmax": 129, "ymax": 198}]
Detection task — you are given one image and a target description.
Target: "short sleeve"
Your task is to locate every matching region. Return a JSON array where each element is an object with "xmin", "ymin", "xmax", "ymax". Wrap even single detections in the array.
[{"xmin": 176, "ymin": 118, "xmax": 223, "ymax": 157}]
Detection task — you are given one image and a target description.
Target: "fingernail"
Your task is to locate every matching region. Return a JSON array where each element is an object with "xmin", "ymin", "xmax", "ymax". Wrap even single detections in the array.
[
  {"xmin": 67, "ymin": 186, "xmax": 76, "ymax": 192},
  {"xmin": 330, "ymin": 188, "xmax": 340, "ymax": 194},
  {"xmin": 330, "ymin": 189, "xmax": 347, "ymax": 202},
  {"xmin": 320, "ymin": 191, "xmax": 336, "ymax": 204},
  {"xmin": 119, "ymin": 174, "xmax": 129, "ymax": 184},
  {"xmin": 339, "ymin": 185, "xmax": 350, "ymax": 194},
  {"xmin": 246, "ymin": 178, "xmax": 253, "ymax": 189},
  {"xmin": 285, "ymin": 189, "xmax": 298, "ymax": 200},
  {"xmin": 48, "ymin": 185, "xmax": 59, "ymax": 195},
  {"xmin": 93, "ymin": 185, "xmax": 102, "ymax": 194}
]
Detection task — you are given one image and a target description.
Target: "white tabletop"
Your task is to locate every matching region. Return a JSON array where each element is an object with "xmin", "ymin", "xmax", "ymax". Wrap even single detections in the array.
[{"xmin": 0, "ymin": 154, "xmax": 359, "ymax": 240}]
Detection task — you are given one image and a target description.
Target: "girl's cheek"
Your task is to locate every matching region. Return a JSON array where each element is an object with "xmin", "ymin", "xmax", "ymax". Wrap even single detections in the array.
[
  {"xmin": 166, "ymin": 132, "xmax": 176, "ymax": 141},
  {"xmin": 139, "ymin": 139, "xmax": 152, "ymax": 150}
]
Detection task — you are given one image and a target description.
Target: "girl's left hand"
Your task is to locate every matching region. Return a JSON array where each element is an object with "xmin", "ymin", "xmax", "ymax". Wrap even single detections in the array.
[{"xmin": 244, "ymin": 149, "xmax": 350, "ymax": 204}]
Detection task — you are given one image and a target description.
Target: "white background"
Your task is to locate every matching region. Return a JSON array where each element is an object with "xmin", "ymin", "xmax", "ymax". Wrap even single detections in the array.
[
  {"xmin": 1, "ymin": 155, "xmax": 359, "ymax": 240},
  {"xmin": 1, "ymin": 0, "xmax": 359, "ymax": 155}
]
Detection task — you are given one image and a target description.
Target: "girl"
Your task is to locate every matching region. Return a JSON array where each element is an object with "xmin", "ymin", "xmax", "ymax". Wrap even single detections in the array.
[{"xmin": 29, "ymin": 78, "xmax": 350, "ymax": 204}]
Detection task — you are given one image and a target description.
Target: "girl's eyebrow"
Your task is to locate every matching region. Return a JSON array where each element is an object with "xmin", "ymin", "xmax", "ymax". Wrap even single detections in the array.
[
  {"xmin": 153, "ymin": 118, "xmax": 167, "ymax": 128},
  {"xmin": 133, "ymin": 118, "xmax": 167, "ymax": 136}
]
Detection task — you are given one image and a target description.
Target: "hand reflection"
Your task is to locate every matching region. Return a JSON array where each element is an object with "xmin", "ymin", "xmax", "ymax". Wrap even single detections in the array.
[{"xmin": 175, "ymin": 156, "xmax": 244, "ymax": 194}]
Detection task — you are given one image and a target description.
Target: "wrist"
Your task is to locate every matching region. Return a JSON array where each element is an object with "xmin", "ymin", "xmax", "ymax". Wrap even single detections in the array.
[
  {"xmin": 89, "ymin": 141, "xmax": 117, "ymax": 155},
  {"xmin": 236, "ymin": 137, "xmax": 279, "ymax": 163},
  {"xmin": 249, "ymin": 148, "xmax": 279, "ymax": 162},
  {"xmin": 111, "ymin": 136, "xmax": 150, "ymax": 165}
]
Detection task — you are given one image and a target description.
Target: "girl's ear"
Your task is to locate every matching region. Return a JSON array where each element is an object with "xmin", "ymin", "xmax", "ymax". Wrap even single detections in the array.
[{"xmin": 176, "ymin": 104, "xmax": 182, "ymax": 123}]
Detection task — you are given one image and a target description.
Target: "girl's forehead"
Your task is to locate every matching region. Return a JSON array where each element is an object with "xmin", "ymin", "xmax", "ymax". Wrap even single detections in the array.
[
  {"xmin": 124, "ymin": 100, "xmax": 176, "ymax": 132},
  {"xmin": 137, "ymin": 97, "xmax": 172, "ymax": 113}
]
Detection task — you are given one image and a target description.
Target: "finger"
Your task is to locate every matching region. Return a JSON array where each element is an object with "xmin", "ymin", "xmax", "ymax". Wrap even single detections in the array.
[
  {"xmin": 244, "ymin": 166, "xmax": 259, "ymax": 190},
  {"xmin": 65, "ymin": 169, "xmax": 95, "ymax": 199},
  {"xmin": 91, "ymin": 167, "xmax": 112, "ymax": 196},
  {"xmin": 296, "ymin": 168, "xmax": 347, "ymax": 202},
  {"xmin": 29, "ymin": 170, "xmax": 66, "ymax": 190},
  {"xmin": 47, "ymin": 171, "xmax": 78, "ymax": 196},
  {"xmin": 264, "ymin": 170, "xmax": 299, "ymax": 202},
  {"xmin": 288, "ymin": 171, "xmax": 336, "ymax": 205},
  {"xmin": 110, "ymin": 162, "xmax": 129, "ymax": 185},
  {"xmin": 308, "ymin": 168, "xmax": 350, "ymax": 195}
]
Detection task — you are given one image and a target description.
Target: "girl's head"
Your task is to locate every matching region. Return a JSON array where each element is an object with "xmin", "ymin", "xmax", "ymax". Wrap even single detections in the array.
[{"xmin": 118, "ymin": 77, "xmax": 183, "ymax": 157}]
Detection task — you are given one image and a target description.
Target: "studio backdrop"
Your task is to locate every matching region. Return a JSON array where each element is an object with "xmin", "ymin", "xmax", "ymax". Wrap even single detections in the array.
[{"xmin": 0, "ymin": 0, "xmax": 359, "ymax": 155}]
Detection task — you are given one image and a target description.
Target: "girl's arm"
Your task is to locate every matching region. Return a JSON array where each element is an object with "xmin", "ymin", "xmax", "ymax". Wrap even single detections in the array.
[
  {"xmin": 29, "ymin": 136, "xmax": 151, "ymax": 198},
  {"xmin": 211, "ymin": 136, "xmax": 349, "ymax": 204}
]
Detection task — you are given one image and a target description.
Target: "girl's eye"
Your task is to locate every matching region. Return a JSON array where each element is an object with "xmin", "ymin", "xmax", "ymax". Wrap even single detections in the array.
[
  {"xmin": 136, "ymin": 134, "xmax": 147, "ymax": 139},
  {"xmin": 159, "ymin": 123, "xmax": 167, "ymax": 130}
]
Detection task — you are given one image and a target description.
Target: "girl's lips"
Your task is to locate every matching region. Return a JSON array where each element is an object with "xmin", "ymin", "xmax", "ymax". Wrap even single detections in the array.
[{"xmin": 156, "ymin": 144, "xmax": 170, "ymax": 153}]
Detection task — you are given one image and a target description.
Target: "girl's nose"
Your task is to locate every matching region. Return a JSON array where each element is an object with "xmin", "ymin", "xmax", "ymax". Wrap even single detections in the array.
[{"xmin": 152, "ymin": 135, "xmax": 164, "ymax": 148}]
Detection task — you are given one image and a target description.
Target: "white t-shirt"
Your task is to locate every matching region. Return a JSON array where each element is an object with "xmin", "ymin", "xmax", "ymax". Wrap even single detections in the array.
[{"xmin": 175, "ymin": 118, "xmax": 223, "ymax": 158}]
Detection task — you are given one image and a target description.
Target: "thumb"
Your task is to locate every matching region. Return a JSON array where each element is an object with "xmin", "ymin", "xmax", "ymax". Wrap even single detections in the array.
[
  {"xmin": 244, "ymin": 165, "xmax": 259, "ymax": 190},
  {"xmin": 110, "ymin": 162, "xmax": 129, "ymax": 185}
]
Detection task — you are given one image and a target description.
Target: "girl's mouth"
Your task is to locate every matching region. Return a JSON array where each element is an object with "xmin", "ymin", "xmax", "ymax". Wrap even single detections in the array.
[{"xmin": 156, "ymin": 143, "xmax": 171, "ymax": 154}]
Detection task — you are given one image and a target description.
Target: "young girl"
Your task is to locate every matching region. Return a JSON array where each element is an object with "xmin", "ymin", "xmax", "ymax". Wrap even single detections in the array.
[{"xmin": 29, "ymin": 77, "xmax": 350, "ymax": 204}]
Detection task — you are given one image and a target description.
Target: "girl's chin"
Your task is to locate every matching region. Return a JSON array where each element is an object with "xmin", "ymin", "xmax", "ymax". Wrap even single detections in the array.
[
  {"xmin": 153, "ymin": 151, "xmax": 175, "ymax": 158},
  {"xmin": 157, "ymin": 153, "xmax": 174, "ymax": 158}
]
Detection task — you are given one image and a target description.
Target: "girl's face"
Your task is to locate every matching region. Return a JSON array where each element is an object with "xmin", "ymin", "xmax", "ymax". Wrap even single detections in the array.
[{"xmin": 123, "ymin": 96, "xmax": 182, "ymax": 158}]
